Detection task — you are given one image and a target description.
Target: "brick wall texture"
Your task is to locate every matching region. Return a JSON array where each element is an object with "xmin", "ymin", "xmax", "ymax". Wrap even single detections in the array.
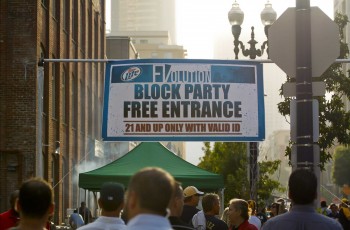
[{"xmin": 0, "ymin": 0, "xmax": 106, "ymax": 224}]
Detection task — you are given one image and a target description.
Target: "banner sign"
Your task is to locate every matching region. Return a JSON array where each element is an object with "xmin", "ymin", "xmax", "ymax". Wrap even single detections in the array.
[{"xmin": 102, "ymin": 59, "xmax": 265, "ymax": 141}]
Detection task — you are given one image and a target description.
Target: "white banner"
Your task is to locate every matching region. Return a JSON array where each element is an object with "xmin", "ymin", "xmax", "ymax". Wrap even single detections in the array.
[{"xmin": 102, "ymin": 59, "xmax": 265, "ymax": 142}]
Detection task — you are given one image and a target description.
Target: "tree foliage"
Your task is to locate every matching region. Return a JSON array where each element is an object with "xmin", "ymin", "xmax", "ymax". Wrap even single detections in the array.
[
  {"xmin": 198, "ymin": 142, "xmax": 285, "ymax": 205},
  {"xmin": 258, "ymin": 160, "xmax": 286, "ymax": 202},
  {"xmin": 332, "ymin": 146, "xmax": 350, "ymax": 187},
  {"xmin": 277, "ymin": 13, "xmax": 350, "ymax": 170}
]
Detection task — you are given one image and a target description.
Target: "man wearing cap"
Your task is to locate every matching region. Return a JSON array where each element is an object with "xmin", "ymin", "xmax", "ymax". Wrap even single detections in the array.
[
  {"xmin": 78, "ymin": 182, "xmax": 126, "ymax": 230},
  {"xmin": 180, "ymin": 186, "xmax": 204, "ymax": 224}
]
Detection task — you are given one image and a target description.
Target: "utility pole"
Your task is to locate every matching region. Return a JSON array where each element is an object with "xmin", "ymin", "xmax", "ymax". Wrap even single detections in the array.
[
  {"xmin": 295, "ymin": 0, "xmax": 314, "ymax": 170},
  {"xmin": 269, "ymin": 0, "xmax": 339, "ymax": 175}
]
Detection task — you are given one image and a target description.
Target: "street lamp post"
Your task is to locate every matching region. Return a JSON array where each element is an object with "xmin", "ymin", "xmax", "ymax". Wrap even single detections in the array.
[
  {"xmin": 228, "ymin": 0, "xmax": 277, "ymax": 202},
  {"xmin": 228, "ymin": 1, "xmax": 276, "ymax": 59}
]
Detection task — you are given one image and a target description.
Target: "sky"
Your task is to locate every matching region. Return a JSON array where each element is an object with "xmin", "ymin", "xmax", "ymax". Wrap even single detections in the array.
[
  {"xmin": 176, "ymin": 0, "xmax": 334, "ymax": 165},
  {"xmin": 105, "ymin": 0, "xmax": 334, "ymax": 166}
]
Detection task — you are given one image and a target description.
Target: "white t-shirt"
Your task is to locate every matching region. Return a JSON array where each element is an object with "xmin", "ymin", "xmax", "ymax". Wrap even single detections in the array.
[
  {"xmin": 78, "ymin": 216, "xmax": 126, "ymax": 230},
  {"xmin": 249, "ymin": 215, "xmax": 262, "ymax": 230}
]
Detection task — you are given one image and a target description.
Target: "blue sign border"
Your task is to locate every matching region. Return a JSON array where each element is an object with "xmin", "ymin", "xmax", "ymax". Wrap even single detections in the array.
[{"xmin": 102, "ymin": 59, "xmax": 265, "ymax": 142}]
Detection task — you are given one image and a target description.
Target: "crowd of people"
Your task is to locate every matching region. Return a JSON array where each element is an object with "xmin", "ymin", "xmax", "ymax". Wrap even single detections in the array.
[
  {"xmin": 0, "ymin": 167, "xmax": 349, "ymax": 230},
  {"xmin": 315, "ymin": 198, "xmax": 350, "ymax": 229}
]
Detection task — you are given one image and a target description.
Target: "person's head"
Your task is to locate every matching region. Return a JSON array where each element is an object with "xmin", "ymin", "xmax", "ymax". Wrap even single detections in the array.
[
  {"xmin": 80, "ymin": 201, "xmax": 86, "ymax": 208},
  {"xmin": 257, "ymin": 201, "xmax": 265, "ymax": 213},
  {"xmin": 247, "ymin": 200, "xmax": 256, "ymax": 215},
  {"xmin": 270, "ymin": 202, "xmax": 280, "ymax": 216},
  {"xmin": 125, "ymin": 167, "xmax": 175, "ymax": 220},
  {"xmin": 258, "ymin": 205, "xmax": 266, "ymax": 214},
  {"xmin": 288, "ymin": 168, "xmax": 317, "ymax": 205},
  {"xmin": 228, "ymin": 199, "xmax": 249, "ymax": 227},
  {"xmin": 17, "ymin": 178, "xmax": 54, "ymax": 220},
  {"xmin": 329, "ymin": 203, "xmax": 338, "ymax": 213},
  {"xmin": 320, "ymin": 200, "xmax": 327, "ymax": 208},
  {"xmin": 277, "ymin": 199, "xmax": 287, "ymax": 214},
  {"xmin": 183, "ymin": 186, "xmax": 204, "ymax": 206},
  {"xmin": 99, "ymin": 182, "xmax": 125, "ymax": 215},
  {"xmin": 73, "ymin": 209, "xmax": 78, "ymax": 213},
  {"xmin": 168, "ymin": 182, "xmax": 184, "ymax": 217},
  {"xmin": 9, "ymin": 190, "xmax": 19, "ymax": 210},
  {"xmin": 202, "ymin": 193, "xmax": 220, "ymax": 215}
]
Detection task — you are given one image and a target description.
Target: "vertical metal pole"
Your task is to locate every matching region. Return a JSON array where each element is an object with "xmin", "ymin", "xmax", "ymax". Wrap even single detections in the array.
[
  {"xmin": 231, "ymin": 23, "xmax": 259, "ymax": 201},
  {"xmin": 36, "ymin": 64, "xmax": 44, "ymax": 177},
  {"xmin": 249, "ymin": 142, "xmax": 258, "ymax": 201},
  {"xmin": 295, "ymin": 0, "xmax": 314, "ymax": 170}
]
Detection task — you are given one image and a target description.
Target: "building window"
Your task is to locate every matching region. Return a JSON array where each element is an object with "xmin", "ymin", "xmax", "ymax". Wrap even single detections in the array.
[
  {"xmin": 62, "ymin": 156, "xmax": 68, "ymax": 222},
  {"xmin": 51, "ymin": 158, "xmax": 55, "ymax": 187},
  {"xmin": 140, "ymin": 39, "xmax": 148, "ymax": 44},
  {"xmin": 52, "ymin": 0, "xmax": 57, "ymax": 19},
  {"xmin": 72, "ymin": 1, "xmax": 78, "ymax": 42},
  {"xmin": 41, "ymin": 0, "xmax": 48, "ymax": 9},
  {"xmin": 164, "ymin": 52, "xmax": 173, "ymax": 58},
  {"xmin": 87, "ymin": 87, "xmax": 92, "ymax": 136},
  {"xmin": 61, "ymin": 69, "xmax": 66, "ymax": 123},
  {"xmin": 80, "ymin": 79, "xmax": 85, "ymax": 132},
  {"xmin": 72, "ymin": 74, "xmax": 77, "ymax": 128},
  {"xmin": 63, "ymin": 0, "xmax": 68, "ymax": 32},
  {"xmin": 80, "ymin": 0, "xmax": 85, "ymax": 51},
  {"xmin": 94, "ymin": 16, "xmax": 99, "ymax": 58},
  {"xmin": 151, "ymin": 52, "xmax": 158, "ymax": 58},
  {"xmin": 42, "ymin": 151, "xmax": 46, "ymax": 179}
]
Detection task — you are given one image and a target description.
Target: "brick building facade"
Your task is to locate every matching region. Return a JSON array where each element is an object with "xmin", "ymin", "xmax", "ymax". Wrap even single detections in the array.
[{"xmin": 0, "ymin": 0, "xmax": 106, "ymax": 224}]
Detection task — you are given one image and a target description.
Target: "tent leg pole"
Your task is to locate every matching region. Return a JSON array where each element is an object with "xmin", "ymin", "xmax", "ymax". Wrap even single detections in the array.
[
  {"xmin": 93, "ymin": 192, "xmax": 98, "ymax": 219},
  {"xmin": 219, "ymin": 188, "xmax": 225, "ymax": 216}
]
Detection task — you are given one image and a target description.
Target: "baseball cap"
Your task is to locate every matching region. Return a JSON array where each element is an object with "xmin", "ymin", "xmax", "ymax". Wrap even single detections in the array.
[
  {"xmin": 183, "ymin": 186, "xmax": 204, "ymax": 197},
  {"xmin": 99, "ymin": 182, "xmax": 125, "ymax": 211}
]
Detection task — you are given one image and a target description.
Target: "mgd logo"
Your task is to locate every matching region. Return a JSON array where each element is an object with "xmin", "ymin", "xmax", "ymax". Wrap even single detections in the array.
[{"xmin": 121, "ymin": 66, "xmax": 142, "ymax": 81}]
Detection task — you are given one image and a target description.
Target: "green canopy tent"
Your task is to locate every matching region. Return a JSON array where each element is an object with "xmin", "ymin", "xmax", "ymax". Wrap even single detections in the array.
[{"xmin": 79, "ymin": 142, "xmax": 224, "ymax": 191}]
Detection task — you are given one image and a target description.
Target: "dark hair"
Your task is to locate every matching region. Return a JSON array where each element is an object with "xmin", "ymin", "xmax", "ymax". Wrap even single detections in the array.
[
  {"xmin": 271, "ymin": 202, "xmax": 280, "ymax": 216},
  {"xmin": 128, "ymin": 167, "xmax": 175, "ymax": 215},
  {"xmin": 202, "ymin": 194, "xmax": 219, "ymax": 213},
  {"xmin": 320, "ymin": 201, "xmax": 327, "ymax": 208},
  {"xmin": 18, "ymin": 178, "xmax": 53, "ymax": 218},
  {"xmin": 288, "ymin": 169, "xmax": 317, "ymax": 205}
]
